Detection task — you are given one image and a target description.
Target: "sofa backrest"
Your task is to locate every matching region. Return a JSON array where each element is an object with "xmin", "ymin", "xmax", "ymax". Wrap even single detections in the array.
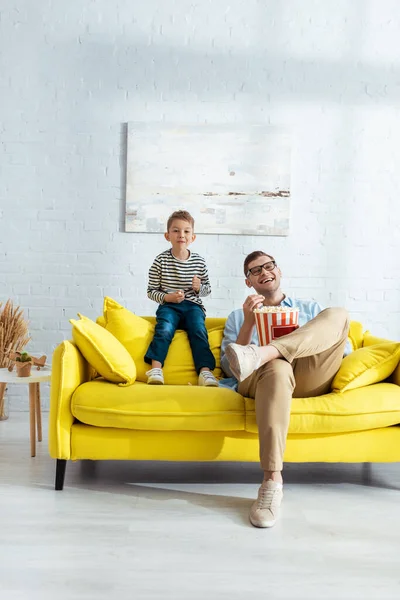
[
  {"xmin": 100, "ymin": 314, "xmax": 364, "ymax": 347},
  {"xmin": 140, "ymin": 316, "xmax": 226, "ymax": 332}
]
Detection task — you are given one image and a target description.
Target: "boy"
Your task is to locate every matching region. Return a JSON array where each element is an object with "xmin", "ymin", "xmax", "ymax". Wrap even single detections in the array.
[{"xmin": 144, "ymin": 210, "xmax": 218, "ymax": 387}]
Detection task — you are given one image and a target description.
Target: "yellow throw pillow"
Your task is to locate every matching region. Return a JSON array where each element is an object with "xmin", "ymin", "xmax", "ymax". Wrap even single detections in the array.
[
  {"xmin": 103, "ymin": 298, "xmax": 154, "ymax": 382},
  {"xmin": 103, "ymin": 297, "xmax": 223, "ymax": 384},
  {"xmin": 332, "ymin": 342, "xmax": 400, "ymax": 392},
  {"xmin": 348, "ymin": 321, "xmax": 364, "ymax": 351},
  {"xmin": 70, "ymin": 314, "xmax": 136, "ymax": 386},
  {"xmin": 363, "ymin": 331, "xmax": 394, "ymax": 347},
  {"xmin": 392, "ymin": 362, "xmax": 400, "ymax": 387}
]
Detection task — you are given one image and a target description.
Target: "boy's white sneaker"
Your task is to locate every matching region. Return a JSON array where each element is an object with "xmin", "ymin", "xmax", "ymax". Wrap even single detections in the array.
[
  {"xmin": 146, "ymin": 368, "xmax": 164, "ymax": 385},
  {"xmin": 198, "ymin": 371, "xmax": 218, "ymax": 387}
]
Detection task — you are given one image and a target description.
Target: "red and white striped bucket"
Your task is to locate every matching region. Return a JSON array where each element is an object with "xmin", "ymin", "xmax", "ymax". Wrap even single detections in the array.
[{"xmin": 254, "ymin": 307, "xmax": 299, "ymax": 346}]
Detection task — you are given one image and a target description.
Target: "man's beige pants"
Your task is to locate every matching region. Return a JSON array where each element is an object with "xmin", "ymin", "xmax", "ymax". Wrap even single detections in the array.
[{"xmin": 238, "ymin": 308, "xmax": 350, "ymax": 472}]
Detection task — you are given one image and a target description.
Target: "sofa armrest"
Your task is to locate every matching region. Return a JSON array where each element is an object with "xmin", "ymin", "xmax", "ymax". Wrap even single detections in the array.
[{"xmin": 48, "ymin": 340, "xmax": 92, "ymax": 460}]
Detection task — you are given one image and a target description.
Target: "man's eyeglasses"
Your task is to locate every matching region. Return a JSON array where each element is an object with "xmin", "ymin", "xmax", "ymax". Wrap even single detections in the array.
[{"xmin": 247, "ymin": 260, "xmax": 277, "ymax": 277}]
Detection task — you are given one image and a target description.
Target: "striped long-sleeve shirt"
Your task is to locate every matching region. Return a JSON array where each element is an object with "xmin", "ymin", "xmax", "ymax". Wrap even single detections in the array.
[{"xmin": 147, "ymin": 249, "xmax": 211, "ymax": 309}]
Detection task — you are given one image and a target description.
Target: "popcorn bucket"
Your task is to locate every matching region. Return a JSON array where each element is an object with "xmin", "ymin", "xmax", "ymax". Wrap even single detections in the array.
[{"xmin": 254, "ymin": 307, "xmax": 299, "ymax": 346}]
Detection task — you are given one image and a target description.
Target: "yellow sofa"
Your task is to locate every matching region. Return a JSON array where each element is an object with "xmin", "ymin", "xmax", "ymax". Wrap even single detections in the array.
[{"xmin": 49, "ymin": 311, "xmax": 400, "ymax": 490}]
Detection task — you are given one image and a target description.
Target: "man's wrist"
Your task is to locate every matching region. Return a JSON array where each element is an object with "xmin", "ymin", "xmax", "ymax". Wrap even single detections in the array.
[
  {"xmin": 242, "ymin": 320, "xmax": 255, "ymax": 334},
  {"xmin": 243, "ymin": 316, "xmax": 255, "ymax": 329},
  {"xmin": 236, "ymin": 319, "xmax": 255, "ymax": 345}
]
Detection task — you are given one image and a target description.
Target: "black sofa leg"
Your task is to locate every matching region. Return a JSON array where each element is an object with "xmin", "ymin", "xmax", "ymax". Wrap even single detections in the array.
[{"xmin": 55, "ymin": 459, "xmax": 67, "ymax": 490}]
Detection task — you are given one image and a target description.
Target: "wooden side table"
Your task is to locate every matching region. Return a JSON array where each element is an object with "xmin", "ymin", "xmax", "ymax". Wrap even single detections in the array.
[{"xmin": 0, "ymin": 367, "xmax": 52, "ymax": 457}]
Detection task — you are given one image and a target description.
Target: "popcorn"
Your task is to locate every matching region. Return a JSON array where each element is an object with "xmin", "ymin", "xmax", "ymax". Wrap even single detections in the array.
[
  {"xmin": 254, "ymin": 306, "xmax": 297, "ymax": 313},
  {"xmin": 253, "ymin": 306, "xmax": 299, "ymax": 345}
]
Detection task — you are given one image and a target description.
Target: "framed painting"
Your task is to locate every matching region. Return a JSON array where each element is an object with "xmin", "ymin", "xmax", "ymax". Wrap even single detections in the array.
[{"xmin": 125, "ymin": 124, "xmax": 291, "ymax": 235}]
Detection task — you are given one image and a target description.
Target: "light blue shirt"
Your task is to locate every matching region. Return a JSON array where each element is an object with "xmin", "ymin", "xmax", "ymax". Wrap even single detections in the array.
[{"xmin": 219, "ymin": 296, "xmax": 351, "ymax": 391}]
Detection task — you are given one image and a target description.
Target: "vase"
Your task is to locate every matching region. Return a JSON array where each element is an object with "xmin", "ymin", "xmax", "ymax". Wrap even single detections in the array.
[
  {"xmin": 16, "ymin": 362, "xmax": 32, "ymax": 377},
  {"xmin": 0, "ymin": 384, "xmax": 9, "ymax": 421}
]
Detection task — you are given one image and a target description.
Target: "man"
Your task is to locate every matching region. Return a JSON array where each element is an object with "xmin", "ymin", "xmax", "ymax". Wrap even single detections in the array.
[{"xmin": 220, "ymin": 251, "xmax": 350, "ymax": 529}]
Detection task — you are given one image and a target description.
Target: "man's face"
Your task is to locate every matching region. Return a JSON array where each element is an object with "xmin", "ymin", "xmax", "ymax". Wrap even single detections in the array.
[{"xmin": 245, "ymin": 255, "xmax": 281, "ymax": 294}]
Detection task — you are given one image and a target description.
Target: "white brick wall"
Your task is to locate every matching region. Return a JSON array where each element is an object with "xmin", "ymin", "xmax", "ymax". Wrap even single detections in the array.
[{"xmin": 1, "ymin": 0, "xmax": 400, "ymax": 410}]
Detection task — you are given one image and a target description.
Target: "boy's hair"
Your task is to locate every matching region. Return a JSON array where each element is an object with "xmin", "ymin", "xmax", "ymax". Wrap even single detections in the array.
[
  {"xmin": 167, "ymin": 210, "xmax": 195, "ymax": 231},
  {"xmin": 243, "ymin": 251, "xmax": 275, "ymax": 276}
]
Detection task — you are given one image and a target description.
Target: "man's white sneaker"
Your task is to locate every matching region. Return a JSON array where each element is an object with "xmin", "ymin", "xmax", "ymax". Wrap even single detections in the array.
[
  {"xmin": 249, "ymin": 480, "xmax": 283, "ymax": 528},
  {"xmin": 146, "ymin": 368, "xmax": 164, "ymax": 385},
  {"xmin": 225, "ymin": 343, "xmax": 262, "ymax": 382},
  {"xmin": 198, "ymin": 371, "xmax": 218, "ymax": 387}
]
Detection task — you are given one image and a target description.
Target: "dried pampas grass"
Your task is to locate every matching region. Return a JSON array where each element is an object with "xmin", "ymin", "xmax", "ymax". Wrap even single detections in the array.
[{"xmin": 0, "ymin": 300, "xmax": 30, "ymax": 419}]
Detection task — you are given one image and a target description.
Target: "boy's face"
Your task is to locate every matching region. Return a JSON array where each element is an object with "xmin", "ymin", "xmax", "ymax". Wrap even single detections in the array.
[{"xmin": 165, "ymin": 218, "xmax": 196, "ymax": 250}]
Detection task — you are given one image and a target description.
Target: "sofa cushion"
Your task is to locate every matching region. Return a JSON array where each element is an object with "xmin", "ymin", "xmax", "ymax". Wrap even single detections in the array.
[
  {"xmin": 245, "ymin": 383, "xmax": 400, "ymax": 434},
  {"xmin": 102, "ymin": 297, "xmax": 223, "ymax": 385},
  {"xmin": 70, "ymin": 314, "xmax": 136, "ymax": 386},
  {"xmin": 72, "ymin": 379, "xmax": 244, "ymax": 431},
  {"xmin": 332, "ymin": 342, "xmax": 400, "ymax": 392}
]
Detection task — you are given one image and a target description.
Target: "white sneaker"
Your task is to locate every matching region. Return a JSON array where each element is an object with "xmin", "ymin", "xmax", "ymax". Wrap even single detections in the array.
[
  {"xmin": 249, "ymin": 480, "xmax": 283, "ymax": 528},
  {"xmin": 198, "ymin": 371, "xmax": 218, "ymax": 387},
  {"xmin": 225, "ymin": 343, "xmax": 262, "ymax": 382},
  {"xmin": 146, "ymin": 368, "xmax": 164, "ymax": 385}
]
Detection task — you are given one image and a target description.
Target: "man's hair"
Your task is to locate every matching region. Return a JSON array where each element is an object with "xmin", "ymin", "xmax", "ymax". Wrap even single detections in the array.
[
  {"xmin": 167, "ymin": 210, "xmax": 195, "ymax": 231},
  {"xmin": 243, "ymin": 251, "xmax": 275, "ymax": 276}
]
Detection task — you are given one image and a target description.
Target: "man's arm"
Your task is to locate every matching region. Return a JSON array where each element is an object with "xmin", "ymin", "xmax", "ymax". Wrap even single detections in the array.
[
  {"xmin": 310, "ymin": 301, "xmax": 323, "ymax": 319},
  {"xmin": 235, "ymin": 294, "xmax": 266, "ymax": 345},
  {"xmin": 221, "ymin": 295, "xmax": 266, "ymax": 377},
  {"xmin": 236, "ymin": 320, "xmax": 256, "ymax": 346},
  {"xmin": 221, "ymin": 311, "xmax": 241, "ymax": 378}
]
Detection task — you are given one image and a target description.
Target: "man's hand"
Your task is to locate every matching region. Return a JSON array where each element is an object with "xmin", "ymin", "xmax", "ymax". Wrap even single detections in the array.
[
  {"xmin": 192, "ymin": 275, "xmax": 201, "ymax": 293},
  {"xmin": 165, "ymin": 290, "xmax": 185, "ymax": 303},
  {"xmin": 243, "ymin": 294, "xmax": 265, "ymax": 324}
]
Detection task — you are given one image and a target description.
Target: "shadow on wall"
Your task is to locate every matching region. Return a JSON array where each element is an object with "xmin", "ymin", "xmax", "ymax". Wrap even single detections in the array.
[
  {"xmin": 61, "ymin": 37, "xmax": 400, "ymax": 104},
  {"xmin": 47, "ymin": 15, "xmax": 400, "ymax": 228},
  {"xmin": 40, "ymin": 3, "xmax": 400, "ymax": 327},
  {"xmin": 120, "ymin": 122, "xmax": 128, "ymax": 232}
]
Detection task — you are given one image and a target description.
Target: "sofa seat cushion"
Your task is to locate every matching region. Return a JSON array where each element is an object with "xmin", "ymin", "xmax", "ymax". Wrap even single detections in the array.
[
  {"xmin": 72, "ymin": 380, "xmax": 245, "ymax": 431},
  {"xmin": 245, "ymin": 383, "xmax": 400, "ymax": 434}
]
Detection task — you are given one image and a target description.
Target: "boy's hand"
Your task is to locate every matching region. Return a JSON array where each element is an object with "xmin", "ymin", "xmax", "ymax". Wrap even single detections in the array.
[
  {"xmin": 243, "ymin": 294, "xmax": 265, "ymax": 324},
  {"xmin": 165, "ymin": 290, "xmax": 185, "ymax": 303},
  {"xmin": 192, "ymin": 275, "xmax": 201, "ymax": 292}
]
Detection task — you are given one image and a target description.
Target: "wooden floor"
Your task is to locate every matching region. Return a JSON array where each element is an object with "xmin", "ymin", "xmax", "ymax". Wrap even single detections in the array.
[{"xmin": 1, "ymin": 413, "xmax": 400, "ymax": 600}]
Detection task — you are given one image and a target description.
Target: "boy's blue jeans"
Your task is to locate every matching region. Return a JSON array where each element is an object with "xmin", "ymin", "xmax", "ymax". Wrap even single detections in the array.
[{"xmin": 144, "ymin": 301, "xmax": 216, "ymax": 373}]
